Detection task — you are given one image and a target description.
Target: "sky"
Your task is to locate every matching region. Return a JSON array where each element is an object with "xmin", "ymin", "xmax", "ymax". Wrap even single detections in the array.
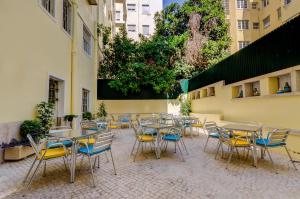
[{"xmin": 163, "ymin": 0, "xmax": 185, "ymax": 8}]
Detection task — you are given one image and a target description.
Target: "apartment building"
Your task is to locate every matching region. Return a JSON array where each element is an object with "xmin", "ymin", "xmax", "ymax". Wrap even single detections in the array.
[
  {"xmin": 224, "ymin": 0, "xmax": 300, "ymax": 53},
  {"xmin": 0, "ymin": 0, "xmax": 112, "ymax": 159},
  {"xmin": 114, "ymin": 0, "xmax": 163, "ymax": 40}
]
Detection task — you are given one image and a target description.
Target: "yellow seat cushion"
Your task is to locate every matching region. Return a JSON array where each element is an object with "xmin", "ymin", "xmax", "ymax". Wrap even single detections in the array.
[
  {"xmin": 232, "ymin": 131, "xmax": 249, "ymax": 137},
  {"xmin": 192, "ymin": 123, "xmax": 203, "ymax": 128},
  {"xmin": 78, "ymin": 138, "xmax": 96, "ymax": 145},
  {"xmin": 137, "ymin": 135, "xmax": 154, "ymax": 142},
  {"xmin": 229, "ymin": 139, "xmax": 250, "ymax": 147},
  {"xmin": 109, "ymin": 125, "xmax": 119, "ymax": 129},
  {"xmin": 39, "ymin": 148, "xmax": 67, "ymax": 160},
  {"xmin": 159, "ymin": 129, "xmax": 169, "ymax": 135}
]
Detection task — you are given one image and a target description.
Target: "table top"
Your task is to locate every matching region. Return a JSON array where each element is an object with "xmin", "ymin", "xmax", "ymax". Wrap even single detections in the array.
[
  {"xmin": 221, "ymin": 124, "xmax": 261, "ymax": 132},
  {"xmin": 49, "ymin": 128, "xmax": 104, "ymax": 140},
  {"xmin": 142, "ymin": 123, "xmax": 174, "ymax": 129}
]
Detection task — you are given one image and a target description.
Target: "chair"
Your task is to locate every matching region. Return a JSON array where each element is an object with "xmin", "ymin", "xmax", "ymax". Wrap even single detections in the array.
[
  {"xmin": 131, "ymin": 123, "xmax": 156, "ymax": 162},
  {"xmin": 203, "ymin": 121, "xmax": 220, "ymax": 152},
  {"xmin": 119, "ymin": 114, "xmax": 131, "ymax": 128},
  {"xmin": 78, "ymin": 131, "xmax": 117, "ymax": 187},
  {"xmin": 191, "ymin": 117, "xmax": 207, "ymax": 135},
  {"xmin": 216, "ymin": 128, "xmax": 251, "ymax": 169},
  {"xmin": 23, "ymin": 134, "xmax": 69, "ymax": 188},
  {"xmin": 161, "ymin": 127, "xmax": 186, "ymax": 161},
  {"xmin": 256, "ymin": 129, "xmax": 297, "ymax": 170}
]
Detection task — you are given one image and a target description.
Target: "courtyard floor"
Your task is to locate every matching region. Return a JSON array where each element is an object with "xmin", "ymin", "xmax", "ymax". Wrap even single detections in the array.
[{"xmin": 1, "ymin": 129, "xmax": 300, "ymax": 199}]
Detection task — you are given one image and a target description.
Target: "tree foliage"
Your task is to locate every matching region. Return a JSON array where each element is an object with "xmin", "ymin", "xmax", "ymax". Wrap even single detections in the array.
[{"xmin": 98, "ymin": 0, "xmax": 230, "ymax": 95}]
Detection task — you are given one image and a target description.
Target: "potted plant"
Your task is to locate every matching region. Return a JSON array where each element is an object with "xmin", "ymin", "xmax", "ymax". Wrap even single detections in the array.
[
  {"xmin": 97, "ymin": 101, "xmax": 107, "ymax": 121},
  {"xmin": 82, "ymin": 112, "xmax": 92, "ymax": 120},
  {"xmin": 3, "ymin": 120, "xmax": 42, "ymax": 160},
  {"xmin": 36, "ymin": 101, "xmax": 55, "ymax": 134},
  {"xmin": 64, "ymin": 114, "xmax": 77, "ymax": 127}
]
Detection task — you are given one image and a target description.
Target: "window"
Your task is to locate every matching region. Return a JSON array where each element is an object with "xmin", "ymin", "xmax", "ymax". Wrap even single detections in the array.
[
  {"xmin": 83, "ymin": 25, "xmax": 92, "ymax": 55},
  {"xmin": 127, "ymin": 4, "xmax": 136, "ymax": 11},
  {"xmin": 48, "ymin": 79, "xmax": 58, "ymax": 104},
  {"xmin": 62, "ymin": 0, "xmax": 72, "ymax": 35},
  {"xmin": 277, "ymin": 7, "xmax": 282, "ymax": 19},
  {"xmin": 253, "ymin": 22, "xmax": 259, "ymax": 29},
  {"xmin": 82, "ymin": 89, "xmax": 89, "ymax": 113},
  {"xmin": 263, "ymin": 16, "xmax": 270, "ymax": 28},
  {"xmin": 223, "ymin": 0, "xmax": 230, "ymax": 14},
  {"xmin": 285, "ymin": 0, "xmax": 292, "ymax": 5},
  {"xmin": 252, "ymin": 2, "xmax": 258, "ymax": 9},
  {"xmin": 142, "ymin": 4, "xmax": 150, "ymax": 15},
  {"xmin": 41, "ymin": 0, "xmax": 55, "ymax": 17},
  {"xmin": 262, "ymin": 0, "xmax": 269, "ymax": 7},
  {"xmin": 115, "ymin": 11, "xmax": 121, "ymax": 21},
  {"xmin": 237, "ymin": 20, "xmax": 249, "ymax": 30},
  {"xmin": 238, "ymin": 41, "xmax": 250, "ymax": 49},
  {"xmin": 142, "ymin": 25, "xmax": 150, "ymax": 35},
  {"xmin": 127, "ymin": 24, "xmax": 136, "ymax": 32},
  {"xmin": 237, "ymin": 0, "xmax": 247, "ymax": 9}
]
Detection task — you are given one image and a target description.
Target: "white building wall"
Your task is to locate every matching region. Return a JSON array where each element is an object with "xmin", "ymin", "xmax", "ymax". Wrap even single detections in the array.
[{"xmin": 115, "ymin": 0, "xmax": 163, "ymax": 40}]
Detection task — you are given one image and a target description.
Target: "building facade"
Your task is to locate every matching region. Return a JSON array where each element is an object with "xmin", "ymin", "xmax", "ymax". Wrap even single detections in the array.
[
  {"xmin": 0, "ymin": 0, "xmax": 113, "ymax": 161},
  {"xmin": 114, "ymin": 0, "xmax": 163, "ymax": 40},
  {"xmin": 224, "ymin": 0, "xmax": 300, "ymax": 53}
]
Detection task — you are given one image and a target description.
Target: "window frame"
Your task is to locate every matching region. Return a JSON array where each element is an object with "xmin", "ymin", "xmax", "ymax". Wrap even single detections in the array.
[
  {"xmin": 142, "ymin": 4, "xmax": 150, "ymax": 15},
  {"xmin": 238, "ymin": 41, "xmax": 250, "ymax": 50},
  {"xmin": 263, "ymin": 15, "xmax": 270, "ymax": 29},
  {"xmin": 253, "ymin": 22, "xmax": 260, "ymax": 29},
  {"xmin": 115, "ymin": 10, "xmax": 121, "ymax": 21},
  {"xmin": 127, "ymin": 24, "xmax": 136, "ymax": 32},
  {"xmin": 142, "ymin": 25, "xmax": 150, "ymax": 36},
  {"xmin": 82, "ymin": 89, "xmax": 90, "ymax": 113},
  {"xmin": 262, "ymin": 0, "xmax": 269, "ymax": 8},
  {"xmin": 236, "ymin": 0, "xmax": 248, "ymax": 9},
  {"xmin": 83, "ymin": 24, "xmax": 92, "ymax": 56},
  {"xmin": 62, "ymin": 0, "xmax": 72, "ymax": 36},
  {"xmin": 39, "ymin": 0, "xmax": 56, "ymax": 20},
  {"xmin": 277, "ymin": 7, "xmax": 282, "ymax": 19},
  {"xmin": 237, "ymin": 20, "xmax": 249, "ymax": 30},
  {"xmin": 284, "ymin": 0, "xmax": 292, "ymax": 6},
  {"xmin": 251, "ymin": 2, "xmax": 258, "ymax": 9},
  {"xmin": 127, "ymin": 3, "xmax": 136, "ymax": 12}
]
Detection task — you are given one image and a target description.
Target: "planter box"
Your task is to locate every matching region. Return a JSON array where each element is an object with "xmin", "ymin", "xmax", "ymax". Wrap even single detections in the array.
[{"xmin": 4, "ymin": 146, "xmax": 34, "ymax": 161}]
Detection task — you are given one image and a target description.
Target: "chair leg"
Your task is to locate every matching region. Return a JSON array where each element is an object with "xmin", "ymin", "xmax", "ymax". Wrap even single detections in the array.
[
  {"xmin": 176, "ymin": 142, "xmax": 185, "ymax": 162},
  {"xmin": 215, "ymin": 141, "xmax": 221, "ymax": 160},
  {"xmin": 23, "ymin": 157, "xmax": 37, "ymax": 184},
  {"xmin": 226, "ymin": 146, "xmax": 234, "ymax": 169},
  {"xmin": 180, "ymin": 139, "xmax": 188, "ymax": 155},
  {"xmin": 26, "ymin": 159, "xmax": 43, "ymax": 189},
  {"xmin": 284, "ymin": 146, "xmax": 297, "ymax": 170},
  {"xmin": 105, "ymin": 151, "xmax": 109, "ymax": 163},
  {"xmin": 203, "ymin": 136, "xmax": 210, "ymax": 152},
  {"xmin": 174, "ymin": 142, "xmax": 177, "ymax": 153},
  {"xmin": 130, "ymin": 139, "xmax": 137, "ymax": 156},
  {"xmin": 88, "ymin": 156, "xmax": 96, "ymax": 187},
  {"xmin": 265, "ymin": 147, "xmax": 274, "ymax": 165},
  {"xmin": 133, "ymin": 142, "xmax": 141, "ymax": 162},
  {"xmin": 43, "ymin": 161, "xmax": 46, "ymax": 177},
  {"xmin": 63, "ymin": 157, "xmax": 68, "ymax": 171},
  {"xmin": 109, "ymin": 150, "xmax": 117, "ymax": 175},
  {"xmin": 78, "ymin": 155, "xmax": 84, "ymax": 173}
]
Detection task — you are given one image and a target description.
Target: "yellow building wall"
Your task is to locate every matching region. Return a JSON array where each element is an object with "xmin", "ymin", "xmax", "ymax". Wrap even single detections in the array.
[
  {"xmin": 0, "ymin": 0, "xmax": 99, "ymax": 123},
  {"xmin": 98, "ymin": 100, "xmax": 180, "ymax": 114}
]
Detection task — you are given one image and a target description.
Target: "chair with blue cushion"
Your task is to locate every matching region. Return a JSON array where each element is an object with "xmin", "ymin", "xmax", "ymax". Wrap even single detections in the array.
[
  {"xmin": 78, "ymin": 131, "xmax": 117, "ymax": 187},
  {"xmin": 203, "ymin": 121, "xmax": 220, "ymax": 152},
  {"xmin": 256, "ymin": 129, "xmax": 297, "ymax": 170},
  {"xmin": 161, "ymin": 127, "xmax": 186, "ymax": 161}
]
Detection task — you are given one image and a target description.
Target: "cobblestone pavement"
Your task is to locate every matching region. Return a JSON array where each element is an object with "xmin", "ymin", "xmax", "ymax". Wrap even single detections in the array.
[{"xmin": 1, "ymin": 129, "xmax": 300, "ymax": 199}]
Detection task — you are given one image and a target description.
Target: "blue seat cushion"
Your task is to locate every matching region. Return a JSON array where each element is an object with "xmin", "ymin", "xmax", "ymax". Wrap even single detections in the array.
[
  {"xmin": 162, "ymin": 134, "xmax": 181, "ymax": 142},
  {"xmin": 144, "ymin": 128, "xmax": 157, "ymax": 135},
  {"xmin": 121, "ymin": 118, "xmax": 129, "ymax": 122},
  {"xmin": 256, "ymin": 138, "xmax": 286, "ymax": 147},
  {"xmin": 47, "ymin": 140, "xmax": 73, "ymax": 148},
  {"xmin": 78, "ymin": 145, "xmax": 111, "ymax": 156},
  {"xmin": 209, "ymin": 132, "xmax": 220, "ymax": 138}
]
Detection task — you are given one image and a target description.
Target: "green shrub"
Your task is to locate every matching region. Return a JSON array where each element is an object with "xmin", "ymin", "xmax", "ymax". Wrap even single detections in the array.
[
  {"xmin": 97, "ymin": 101, "xmax": 107, "ymax": 119},
  {"xmin": 20, "ymin": 120, "xmax": 42, "ymax": 141},
  {"xmin": 180, "ymin": 98, "xmax": 191, "ymax": 116},
  {"xmin": 82, "ymin": 112, "xmax": 92, "ymax": 120},
  {"xmin": 64, "ymin": 114, "xmax": 77, "ymax": 122},
  {"xmin": 36, "ymin": 101, "xmax": 55, "ymax": 134}
]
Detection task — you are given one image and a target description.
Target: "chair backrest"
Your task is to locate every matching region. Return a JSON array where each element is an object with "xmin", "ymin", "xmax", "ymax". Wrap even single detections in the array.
[
  {"xmin": 27, "ymin": 134, "xmax": 41, "ymax": 158},
  {"xmin": 132, "ymin": 123, "xmax": 143, "ymax": 137},
  {"xmin": 81, "ymin": 120, "xmax": 97, "ymax": 130},
  {"xmin": 92, "ymin": 132, "xmax": 113, "ymax": 153},
  {"xmin": 268, "ymin": 129, "xmax": 289, "ymax": 145},
  {"xmin": 173, "ymin": 118, "xmax": 184, "ymax": 129},
  {"xmin": 204, "ymin": 121, "xmax": 218, "ymax": 135},
  {"xmin": 202, "ymin": 117, "xmax": 207, "ymax": 126},
  {"xmin": 167, "ymin": 127, "xmax": 182, "ymax": 136}
]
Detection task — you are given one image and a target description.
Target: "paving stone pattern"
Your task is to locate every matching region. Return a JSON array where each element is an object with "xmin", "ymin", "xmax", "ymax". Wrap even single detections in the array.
[{"xmin": 1, "ymin": 129, "xmax": 300, "ymax": 199}]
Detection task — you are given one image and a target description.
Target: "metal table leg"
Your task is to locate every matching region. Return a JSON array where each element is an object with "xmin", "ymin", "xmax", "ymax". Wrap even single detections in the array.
[
  {"xmin": 252, "ymin": 132, "xmax": 258, "ymax": 167},
  {"xmin": 156, "ymin": 129, "xmax": 161, "ymax": 159},
  {"xmin": 70, "ymin": 141, "xmax": 77, "ymax": 183}
]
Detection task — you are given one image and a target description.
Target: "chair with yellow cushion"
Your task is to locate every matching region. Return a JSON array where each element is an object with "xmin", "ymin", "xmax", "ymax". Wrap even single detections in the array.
[
  {"xmin": 131, "ymin": 123, "xmax": 156, "ymax": 162},
  {"xmin": 215, "ymin": 128, "xmax": 251, "ymax": 169},
  {"xmin": 23, "ymin": 134, "xmax": 69, "ymax": 188},
  {"xmin": 191, "ymin": 118, "xmax": 207, "ymax": 135}
]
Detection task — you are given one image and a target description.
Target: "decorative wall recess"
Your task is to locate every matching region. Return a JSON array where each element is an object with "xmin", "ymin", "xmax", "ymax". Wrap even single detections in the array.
[
  {"xmin": 245, "ymin": 81, "xmax": 260, "ymax": 97},
  {"xmin": 268, "ymin": 74, "xmax": 291, "ymax": 95},
  {"xmin": 200, "ymin": 88, "xmax": 207, "ymax": 98},
  {"xmin": 232, "ymin": 85, "xmax": 243, "ymax": 98},
  {"xmin": 208, "ymin": 87, "xmax": 215, "ymax": 96}
]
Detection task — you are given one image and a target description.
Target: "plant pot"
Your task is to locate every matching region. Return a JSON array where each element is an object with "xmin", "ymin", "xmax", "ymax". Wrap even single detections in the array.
[{"xmin": 4, "ymin": 145, "xmax": 34, "ymax": 161}]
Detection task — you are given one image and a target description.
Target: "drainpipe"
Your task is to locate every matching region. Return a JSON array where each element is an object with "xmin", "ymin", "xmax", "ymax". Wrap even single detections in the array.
[
  {"xmin": 71, "ymin": 0, "xmax": 78, "ymax": 116},
  {"xmin": 93, "ymin": 1, "xmax": 100, "ymax": 114}
]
